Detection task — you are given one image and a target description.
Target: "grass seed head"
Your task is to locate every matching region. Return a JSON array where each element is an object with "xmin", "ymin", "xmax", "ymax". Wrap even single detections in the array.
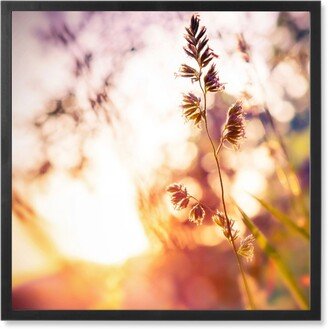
[
  {"xmin": 189, "ymin": 203, "xmax": 205, "ymax": 226},
  {"xmin": 166, "ymin": 183, "xmax": 190, "ymax": 210},
  {"xmin": 223, "ymin": 101, "xmax": 246, "ymax": 150},
  {"xmin": 183, "ymin": 14, "xmax": 218, "ymax": 68},
  {"xmin": 238, "ymin": 234, "xmax": 255, "ymax": 262},
  {"xmin": 204, "ymin": 63, "xmax": 225, "ymax": 93}
]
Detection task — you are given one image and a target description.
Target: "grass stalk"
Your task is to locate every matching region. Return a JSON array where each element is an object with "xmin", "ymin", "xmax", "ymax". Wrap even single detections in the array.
[{"xmin": 199, "ymin": 72, "xmax": 256, "ymax": 310}]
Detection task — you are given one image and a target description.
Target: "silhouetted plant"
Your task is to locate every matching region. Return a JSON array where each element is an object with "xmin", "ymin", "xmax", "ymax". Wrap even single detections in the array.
[{"xmin": 167, "ymin": 14, "xmax": 255, "ymax": 310}]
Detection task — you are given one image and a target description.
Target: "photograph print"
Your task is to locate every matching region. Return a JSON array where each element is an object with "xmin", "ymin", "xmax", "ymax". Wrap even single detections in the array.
[{"xmin": 1, "ymin": 1, "xmax": 321, "ymax": 320}]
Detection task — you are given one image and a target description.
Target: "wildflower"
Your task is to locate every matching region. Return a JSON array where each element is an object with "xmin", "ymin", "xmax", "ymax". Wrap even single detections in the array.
[
  {"xmin": 237, "ymin": 235, "xmax": 255, "ymax": 262},
  {"xmin": 181, "ymin": 93, "xmax": 203, "ymax": 125},
  {"xmin": 166, "ymin": 183, "xmax": 190, "ymax": 210},
  {"xmin": 183, "ymin": 14, "xmax": 218, "ymax": 67},
  {"xmin": 204, "ymin": 64, "xmax": 225, "ymax": 92},
  {"xmin": 222, "ymin": 101, "xmax": 246, "ymax": 150},
  {"xmin": 189, "ymin": 203, "xmax": 205, "ymax": 225}
]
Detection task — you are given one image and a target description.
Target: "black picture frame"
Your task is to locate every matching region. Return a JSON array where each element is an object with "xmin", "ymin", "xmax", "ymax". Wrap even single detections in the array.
[{"xmin": 1, "ymin": 1, "xmax": 321, "ymax": 321}]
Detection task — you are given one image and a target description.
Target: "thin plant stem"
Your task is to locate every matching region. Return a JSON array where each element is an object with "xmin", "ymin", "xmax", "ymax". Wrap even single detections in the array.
[
  {"xmin": 198, "ymin": 69, "xmax": 256, "ymax": 310},
  {"xmin": 189, "ymin": 195, "xmax": 215, "ymax": 214}
]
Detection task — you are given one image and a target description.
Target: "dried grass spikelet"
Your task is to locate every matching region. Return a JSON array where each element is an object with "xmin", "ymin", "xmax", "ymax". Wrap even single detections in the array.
[
  {"xmin": 212, "ymin": 210, "xmax": 226, "ymax": 228},
  {"xmin": 226, "ymin": 219, "xmax": 239, "ymax": 242},
  {"xmin": 176, "ymin": 64, "xmax": 200, "ymax": 82},
  {"xmin": 167, "ymin": 183, "xmax": 206, "ymax": 226},
  {"xmin": 189, "ymin": 203, "xmax": 205, "ymax": 226},
  {"xmin": 166, "ymin": 183, "xmax": 190, "ymax": 210},
  {"xmin": 237, "ymin": 234, "xmax": 255, "ymax": 262},
  {"xmin": 204, "ymin": 64, "xmax": 225, "ymax": 92},
  {"xmin": 212, "ymin": 211, "xmax": 239, "ymax": 243},
  {"xmin": 222, "ymin": 101, "xmax": 246, "ymax": 150},
  {"xmin": 181, "ymin": 92, "xmax": 203, "ymax": 125},
  {"xmin": 183, "ymin": 14, "xmax": 218, "ymax": 68}
]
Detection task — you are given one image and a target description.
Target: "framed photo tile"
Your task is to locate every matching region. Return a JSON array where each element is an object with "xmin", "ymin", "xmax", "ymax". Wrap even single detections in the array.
[{"xmin": 1, "ymin": 1, "xmax": 321, "ymax": 321}]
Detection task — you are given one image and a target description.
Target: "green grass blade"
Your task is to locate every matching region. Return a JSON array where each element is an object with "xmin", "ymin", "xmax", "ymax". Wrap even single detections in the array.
[
  {"xmin": 235, "ymin": 204, "xmax": 309, "ymax": 310},
  {"xmin": 251, "ymin": 194, "xmax": 309, "ymax": 241}
]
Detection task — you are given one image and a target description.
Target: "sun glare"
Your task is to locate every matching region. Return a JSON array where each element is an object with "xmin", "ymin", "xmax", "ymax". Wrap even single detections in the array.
[{"xmin": 31, "ymin": 133, "xmax": 149, "ymax": 265}]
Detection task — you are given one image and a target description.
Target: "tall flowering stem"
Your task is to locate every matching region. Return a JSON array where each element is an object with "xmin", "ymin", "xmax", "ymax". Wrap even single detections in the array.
[{"xmin": 168, "ymin": 14, "xmax": 255, "ymax": 310}]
